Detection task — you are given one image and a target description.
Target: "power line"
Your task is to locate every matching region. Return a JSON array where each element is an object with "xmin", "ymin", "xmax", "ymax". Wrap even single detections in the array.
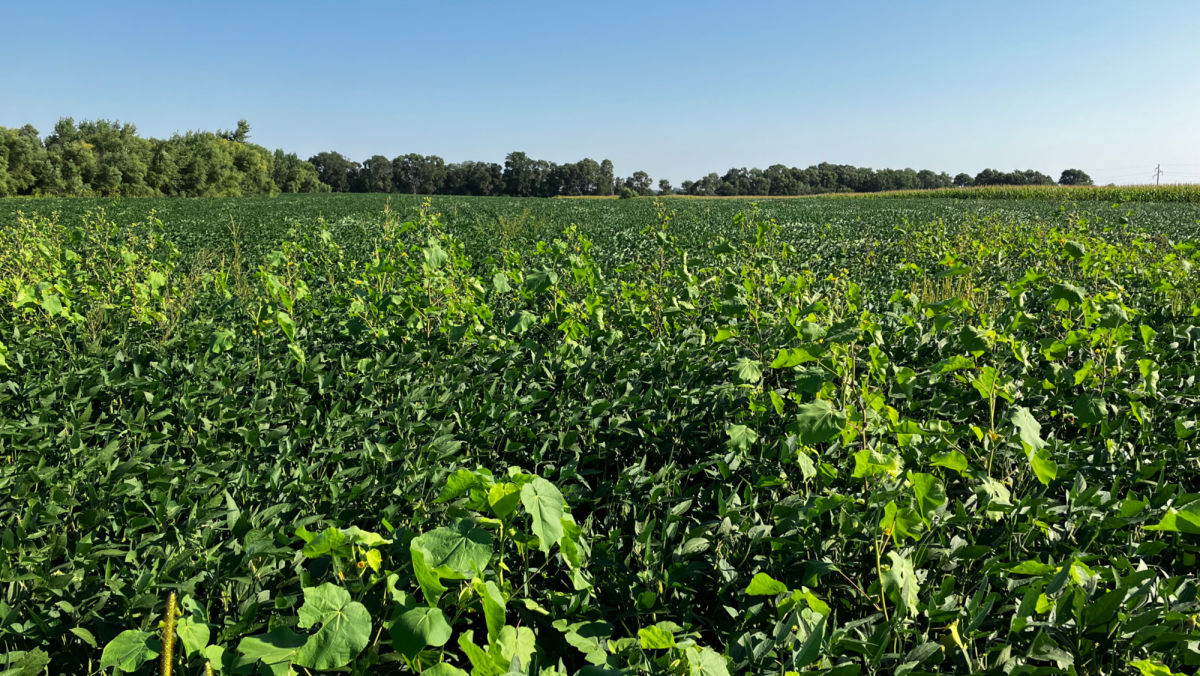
[{"xmin": 1153, "ymin": 164, "xmax": 1164, "ymax": 186}]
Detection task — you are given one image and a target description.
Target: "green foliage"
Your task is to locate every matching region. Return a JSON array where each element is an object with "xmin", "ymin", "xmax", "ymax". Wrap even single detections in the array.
[
  {"xmin": 0, "ymin": 118, "xmax": 326, "ymax": 197},
  {"xmin": 1, "ymin": 193, "xmax": 1198, "ymax": 675}
]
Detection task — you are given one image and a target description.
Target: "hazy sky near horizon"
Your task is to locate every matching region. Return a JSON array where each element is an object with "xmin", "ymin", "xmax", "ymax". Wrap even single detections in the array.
[{"xmin": 4, "ymin": 1, "xmax": 1199, "ymax": 186}]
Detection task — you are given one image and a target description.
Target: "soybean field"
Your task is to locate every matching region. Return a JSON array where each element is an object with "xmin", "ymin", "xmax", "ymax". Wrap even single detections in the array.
[{"xmin": 1, "ymin": 193, "xmax": 1199, "ymax": 675}]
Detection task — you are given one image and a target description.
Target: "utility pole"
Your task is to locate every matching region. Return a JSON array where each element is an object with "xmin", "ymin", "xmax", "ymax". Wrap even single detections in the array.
[{"xmin": 1153, "ymin": 164, "xmax": 1163, "ymax": 186}]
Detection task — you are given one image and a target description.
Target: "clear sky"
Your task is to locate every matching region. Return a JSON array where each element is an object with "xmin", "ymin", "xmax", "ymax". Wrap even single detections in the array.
[{"xmin": 4, "ymin": 1, "xmax": 1199, "ymax": 186}]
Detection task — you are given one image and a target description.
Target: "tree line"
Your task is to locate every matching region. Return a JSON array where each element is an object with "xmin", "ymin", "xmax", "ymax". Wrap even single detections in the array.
[
  {"xmin": 0, "ymin": 117, "xmax": 1093, "ymax": 198},
  {"xmin": 0, "ymin": 119, "xmax": 326, "ymax": 197},
  {"xmin": 671, "ymin": 165, "xmax": 1090, "ymax": 197}
]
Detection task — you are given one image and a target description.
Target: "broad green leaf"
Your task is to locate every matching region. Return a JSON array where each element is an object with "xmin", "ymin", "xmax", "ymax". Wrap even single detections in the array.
[
  {"xmin": 294, "ymin": 583, "xmax": 372, "ymax": 670},
  {"xmin": 301, "ymin": 527, "xmax": 348, "ymax": 559},
  {"xmin": 852, "ymin": 449, "xmax": 903, "ymax": 478},
  {"xmin": 491, "ymin": 271, "xmax": 511, "ymax": 293},
  {"xmin": 364, "ymin": 548, "xmax": 382, "ymax": 572},
  {"xmin": 520, "ymin": 477, "xmax": 565, "ymax": 553},
  {"xmin": 1, "ymin": 648, "xmax": 50, "ymax": 676},
  {"xmin": 745, "ymin": 572, "xmax": 789, "ymax": 596},
  {"xmin": 795, "ymin": 588, "xmax": 831, "ymax": 616},
  {"xmin": 638, "ymin": 624, "xmax": 677, "ymax": 649},
  {"xmin": 792, "ymin": 614, "xmax": 826, "ymax": 668},
  {"xmin": 439, "ymin": 468, "xmax": 484, "ymax": 502},
  {"xmin": 411, "ymin": 520, "xmax": 494, "ymax": 578},
  {"xmin": 472, "ymin": 579, "xmax": 507, "ymax": 642},
  {"xmin": 769, "ymin": 389, "xmax": 786, "ymax": 415},
  {"xmin": 458, "ymin": 631, "xmax": 505, "ymax": 676},
  {"xmin": 557, "ymin": 621, "xmax": 611, "ymax": 666},
  {"xmin": 770, "ymin": 347, "xmax": 816, "ymax": 368},
  {"xmin": 99, "ymin": 630, "xmax": 159, "ymax": 672},
  {"xmin": 930, "ymin": 450, "xmax": 968, "ymax": 473},
  {"xmin": 1144, "ymin": 506, "xmax": 1200, "ymax": 534},
  {"xmin": 390, "ymin": 606, "xmax": 452, "ymax": 659},
  {"xmin": 40, "ymin": 292, "xmax": 63, "ymax": 316},
  {"xmin": 882, "ymin": 551, "xmax": 920, "ymax": 617},
  {"xmin": 487, "ymin": 482, "xmax": 522, "ymax": 518},
  {"xmin": 909, "ymin": 472, "xmax": 946, "ymax": 524},
  {"xmin": 1011, "ymin": 406, "xmax": 1056, "ymax": 485},
  {"xmin": 176, "ymin": 615, "xmax": 211, "ymax": 658},
  {"xmin": 977, "ymin": 475, "xmax": 1013, "ymax": 508},
  {"xmin": 424, "ymin": 240, "xmax": 449, "ymax": 268},
  {"xmin": 422, "ymin": 665, "xmax": 470, "ymax": 676},
  {"xmin": 732, "ymin": 357, "xmax": 763, "ymax": 383},
  {"xmin": 1050, "ymin": 282, "xmax": 1086, "ymax": 309},
  {"xmin": 937, "ymin": 355, "xmax": 975, "ymax": 373},
  {"xmin": 1139, "ymin": 324, "xmax": 1157, "ymax": 348},
  {"xmin": 970, "ymin": 366, "xmax": 1012, "ymax": 402},
  {"xmin": 1010, "ymin": 406, "xmax": 1046, "ymax": 451},
  {"xmin": 491, "ymin": 625, "xmax": 536, "ymax": 670},
  {"xmin": 524, "ymin": 269, "xmax": 557, "ymax": 294},
  {"xmin": 1130, "ymin": 660, "xmax": 1176, "ymax": 676},
  {"xmin": 276, "ymin": 311, "xmax": 295, "ymax": 342},
  {"xmin": 505, "ymin": 310, "xmax": 537, "ymax": 334},
  {"xmin": 795, "ymin": 400, "xmax": 846, "ymax": 444},
  {"xmin": 1072, "ymin": 394, "xmax": 1105, "ymax": 425},
  {"xmin": 1028, "ymin": 448, "xmax": 1058, "ymax": 486},
  {"xmin": 69, "ymin": 627, "xmax": 98, "ymax": 648},
  {"xmin": 203, "ymin": 645, "xmax": 230, "ymax": 673},
  {"xmin": 960, "ymin": 325, "xmax": 992, "ymax": 354},
  {"xmin": 1008, "ymin": 560, "xmax": 1056, "ymax": 575},
  {"xmin": 880, "ymin": 500, "xmax": 923, "ymax": 543},
  {"xmin": 411, "ymin": 548, "xmax": 448, "ymax": 606},
  {"xmin": 684, "ymin": 645, "xmax": 731, "ymax": 676},
  {"xmin": 725, "ymin": 424, "xmax": 758, "ymax": 452},
  {"xmin": 1139, "ymin": 358, "xmax": 1160, "ymax": 396},
  {"xmin": 339, "ymin": 525, "xmax": 391, "ymax": 548},
  {"xmin": 236, "ymin": 627, "xmax": 305, "ymax": 666}
]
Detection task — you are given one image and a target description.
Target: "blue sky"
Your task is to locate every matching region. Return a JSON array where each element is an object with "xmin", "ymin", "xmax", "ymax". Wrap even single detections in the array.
[{"xmin": 3, "ymin": 1, "xmax": 1199, "ymax": 185}]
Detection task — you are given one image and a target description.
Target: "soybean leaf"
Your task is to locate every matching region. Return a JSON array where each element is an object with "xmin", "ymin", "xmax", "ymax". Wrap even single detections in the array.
[
  {"xmin": 638, "ymin": 624, "xmax": 677, "ymax": 649},
  {"xmin": 745, "ymin": 572, "xmax": 789, "ymax": 596}
]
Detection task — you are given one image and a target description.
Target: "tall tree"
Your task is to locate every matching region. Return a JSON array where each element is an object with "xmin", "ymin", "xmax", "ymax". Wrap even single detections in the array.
[
  {"xmin": 503, "ymin": 152, "xmax": 535, "ymax": 197},
  {"xmin": 361, "ymin": 155, "xmax": 394, "ymax": 193},
  {"xmin": 271, "ymin": 150, "xmax": 327, "ymax": 193},
  {"xmin": 1058, "ymin": 168, "xmax": 1093, "ymax": 186},
  {"xmin": 0, "ymin": 125, "xmax": 47, "ymax": 196},
  {"xmin": 308, "ymin": 151, "xmax": 355, "ymax": 192},
  {"xmin": 628, "ymin": 170, "xmax": 652, "ymax": 195},
  {"xmin": 599, "ymin": 159, "xmax": 615, "ymax": 196}
]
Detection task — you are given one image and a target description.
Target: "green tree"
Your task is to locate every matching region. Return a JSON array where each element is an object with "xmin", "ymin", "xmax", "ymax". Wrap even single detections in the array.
[
  {"xmin": 1058, "ymin": 168, "xmax": 1093, "ymax": 186},
  {"xmin": 504, "ymin": 151, "xmax": 536, "ymax": 197},
  {"xmin": 308, "ymin": 151, "xmax": 355, "ymax": 192},
  {"xmin": 0, "ymin": 125, "xmax": 49, "ymax": 196},
  {"xmin": 361, "ymin": 155, "xmax": 394, "ymax": 193},
  {"xmin": 393, "ymin": 154, "xmax": 446, "ymax": 194},
  {"xmin": 599, "ymin": 159, "xmax": 615, "ymax": 195},
  {"xmin": 628, "ymin": 170, "xmax": 652, "ymax": 195}
]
